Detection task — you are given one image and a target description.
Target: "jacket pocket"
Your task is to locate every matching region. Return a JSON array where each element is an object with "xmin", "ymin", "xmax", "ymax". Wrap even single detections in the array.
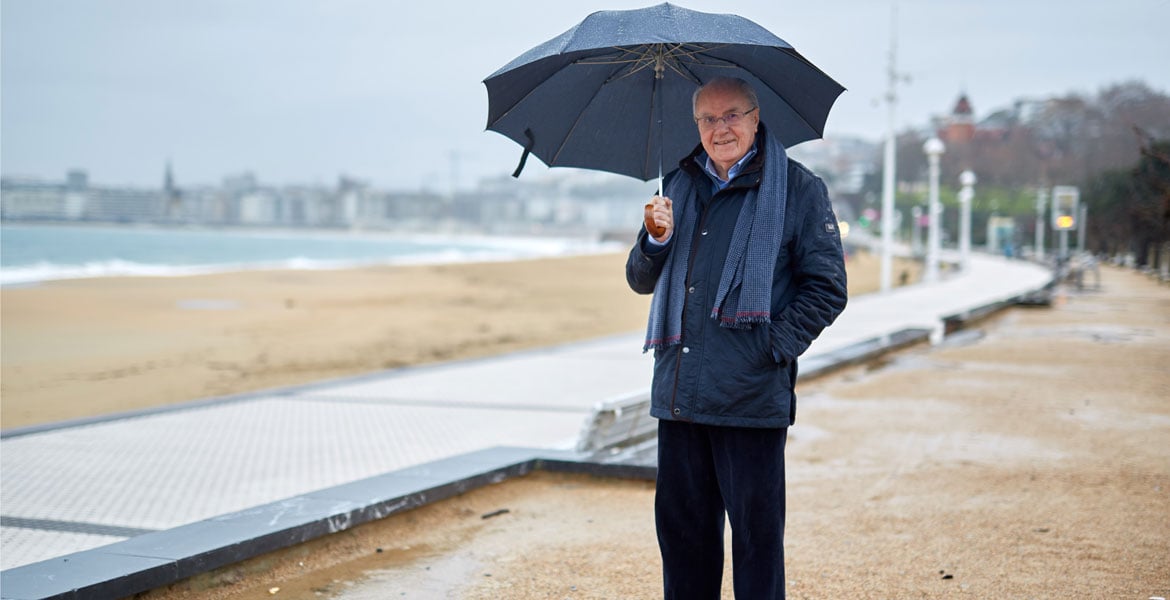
[{"xmin": 713, "ymin": 321, "xmax": 775, "ymax": 370}]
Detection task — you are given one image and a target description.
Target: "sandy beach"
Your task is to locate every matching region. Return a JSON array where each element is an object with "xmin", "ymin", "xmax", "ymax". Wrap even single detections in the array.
[
  {"xmin": 140, "ymin": 264, "xmax": 1169, "ymax": 600},
  {"xmin": 1, "ymin": 248, "xmax": 908, "ymax": 429}
]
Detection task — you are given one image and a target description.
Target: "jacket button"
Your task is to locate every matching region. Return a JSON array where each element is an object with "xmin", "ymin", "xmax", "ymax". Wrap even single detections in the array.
[
  {"xmin": 682, "ymin": 347, "xmax": 690, "ymax": 353},
  {"xmin": 673, "ymin": 408, "xmax": 681, "ymax": 415},
  {"xmin": 688, "ymin": 286, "xmax": 695, "ymax": 294},
  {"xmin": 701, "ymin": 229, "xmax": 709, "ymax": 236}
]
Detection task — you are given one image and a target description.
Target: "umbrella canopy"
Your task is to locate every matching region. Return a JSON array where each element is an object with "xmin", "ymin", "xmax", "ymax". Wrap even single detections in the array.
[{"xmin": 484, "ymin": 2, "xmax": 845, "ymax": 182}]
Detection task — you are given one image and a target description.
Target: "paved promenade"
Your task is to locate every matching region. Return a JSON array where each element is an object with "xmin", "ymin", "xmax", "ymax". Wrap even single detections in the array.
[{"xmin": 0, "ymin": 252, "xmax": 1052, "ymax": 573}]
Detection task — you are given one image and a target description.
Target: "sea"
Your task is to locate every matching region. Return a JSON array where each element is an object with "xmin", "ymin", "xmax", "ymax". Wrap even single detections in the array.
[{"xmin": 0, "ymin": 224, "xmax": 622, "ymax": 286}]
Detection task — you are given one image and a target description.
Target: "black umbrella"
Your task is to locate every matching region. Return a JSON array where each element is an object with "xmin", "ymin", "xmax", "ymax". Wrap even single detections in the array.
[{"xmin": 484, "ymin": 2, "xmax": 845, "ymax": 182}]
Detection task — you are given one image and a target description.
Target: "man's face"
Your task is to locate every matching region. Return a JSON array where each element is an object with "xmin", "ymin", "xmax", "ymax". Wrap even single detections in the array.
[{"xmin": 694, "ymin": 85, "xmax": 759, "ymax": 176}]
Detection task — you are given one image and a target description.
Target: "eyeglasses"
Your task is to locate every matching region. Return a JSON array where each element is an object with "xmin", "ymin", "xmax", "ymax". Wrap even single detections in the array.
[{"xmin": 694, "ymin": 107, "xmax": 757, "ymax": 130}]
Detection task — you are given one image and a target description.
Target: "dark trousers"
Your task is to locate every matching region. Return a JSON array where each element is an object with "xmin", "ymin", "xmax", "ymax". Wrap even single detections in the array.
[{"xmin": 656, "ymin": 420, "xmax": 788, "ymax": 600}]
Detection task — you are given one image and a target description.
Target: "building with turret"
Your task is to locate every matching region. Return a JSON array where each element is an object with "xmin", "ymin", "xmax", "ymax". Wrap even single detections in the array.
[{"xmin": 940, "ymin": 93, "xmax": 976, "ymax": 144}]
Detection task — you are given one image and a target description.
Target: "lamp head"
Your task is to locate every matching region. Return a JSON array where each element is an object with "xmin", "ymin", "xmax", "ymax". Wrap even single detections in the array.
[{"xmin": 923, "ymin": 137, "xmax": 945, "ymax": 156}]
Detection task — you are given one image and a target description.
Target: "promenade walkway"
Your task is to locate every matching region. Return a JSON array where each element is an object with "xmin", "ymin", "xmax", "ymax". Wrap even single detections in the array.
[{"xmin": 0, "ymin": 252, "xmax": 1052, "ymax": 582}]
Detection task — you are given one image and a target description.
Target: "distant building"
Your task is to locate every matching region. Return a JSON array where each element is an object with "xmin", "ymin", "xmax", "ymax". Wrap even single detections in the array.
[
  {"xmin": 85, "ymin": 187, "xmax": 164, "ymax": 222},
  {"xmin": 934, "ymin": 93, "xmax": 1058, "ymax": 144},
  {"xmin": 940, "ymin": 93, "xmax": 976, "ymax": 144},
  {"xmin": 1, "ymin": 176, "xmax": 71, "ymax": 220},
  {"xmin": 4, "ymin": 160, "xmax": 852, "ymax": 235},
  {"xmin": 974, "ymin": 108, "xmax": 1016, "ymax": 141},
  {"xmin": 163, "ymin": 161, "xmax": 183, "ymax": 220}
]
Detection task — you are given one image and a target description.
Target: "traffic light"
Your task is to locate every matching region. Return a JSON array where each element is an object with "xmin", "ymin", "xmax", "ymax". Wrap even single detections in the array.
[{"xmin": 1051, "ymin": 186, "xmax": 1079, "ymax": 231}]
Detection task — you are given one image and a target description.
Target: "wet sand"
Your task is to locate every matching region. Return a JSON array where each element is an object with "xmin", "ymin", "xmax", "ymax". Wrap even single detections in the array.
[
  {"xmin": 1, "ymin": 249, "xmax": 900, "ymax": 429},
  {"xmin": 141, "ymin": 265, "xmax": 1169, "ymax": 599}
]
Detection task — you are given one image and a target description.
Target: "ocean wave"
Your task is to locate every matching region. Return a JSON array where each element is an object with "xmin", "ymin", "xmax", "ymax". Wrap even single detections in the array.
[
  {"xmin": 0, "ymin": 238, "xmax": 625, "ymax": 286},
  {"xmin": 0, "ymin": 260, "xmax": 225, "ymax": 285}
]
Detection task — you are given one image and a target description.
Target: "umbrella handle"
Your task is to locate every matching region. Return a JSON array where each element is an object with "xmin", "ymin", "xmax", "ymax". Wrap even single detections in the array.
[{"xmin": 644, "ymin": 202, "xmax": 667, "ymax": 238}]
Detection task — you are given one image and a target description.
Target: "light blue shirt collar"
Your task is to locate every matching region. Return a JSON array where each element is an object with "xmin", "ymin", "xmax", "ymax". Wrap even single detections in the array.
[{"xmin": 698, "ymin": 144, "xmax": 758, "ymax": 191}]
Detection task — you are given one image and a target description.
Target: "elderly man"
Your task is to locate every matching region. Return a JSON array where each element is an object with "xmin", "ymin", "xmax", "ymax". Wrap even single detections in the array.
[{"xmin": 626, "ymin": 77, "xmax": 848, "ymax": 599}]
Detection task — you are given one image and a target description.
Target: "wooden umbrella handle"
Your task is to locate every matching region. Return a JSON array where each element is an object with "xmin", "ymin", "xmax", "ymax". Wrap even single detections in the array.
[{"xmin": 644, "ymin": 202, "xmax": 666, "ymax": 238}]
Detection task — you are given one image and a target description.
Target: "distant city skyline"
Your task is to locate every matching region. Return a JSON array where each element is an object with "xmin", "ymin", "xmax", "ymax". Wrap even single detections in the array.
[{"xmin": 3, "ymin": 0, "xmax": 1168, "ymax": 189}]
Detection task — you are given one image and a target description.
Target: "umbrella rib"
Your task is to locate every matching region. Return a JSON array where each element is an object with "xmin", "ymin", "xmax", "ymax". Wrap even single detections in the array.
[
  {"xmin": 577, "ymin": 43, "xmax": 696, "ymax": 65},
  {"xmin": 583, "ymin": 46, "xmax": 668, "ymax": 82},
  {"xmin": 659, "ymin": 44, "xmax": 732, "ymax": 84},
  {"xmin": 663, "ymin": 57, "xmax": 708, "ymax": 84},
  {"xmin": 581, "ymin": 43, "xmax": 728, "ymax": 84}
]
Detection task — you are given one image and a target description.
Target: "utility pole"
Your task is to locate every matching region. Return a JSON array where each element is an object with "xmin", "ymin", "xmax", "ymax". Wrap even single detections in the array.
[
  {"xmin": 879, "ymin": 4, "xmax": 906, "ymax": 294},
  {"xmin": 1077, "ymin": 204, "xmax": 1088, "ymax": 254},
  {"xmin": 923, "ymin": 137, "xmax": 945, "ymax": 283}
]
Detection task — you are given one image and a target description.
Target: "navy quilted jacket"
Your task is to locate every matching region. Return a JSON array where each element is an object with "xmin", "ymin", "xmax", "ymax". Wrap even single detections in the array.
[{"xmin": 626, "ymin": 140, "xmax": 847, "ymax": 428}]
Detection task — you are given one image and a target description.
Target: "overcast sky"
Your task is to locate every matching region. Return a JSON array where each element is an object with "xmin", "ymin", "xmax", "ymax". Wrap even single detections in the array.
[{"xmin": 3, "ymin": 0, "xmax": 1168, "ymax": 190}]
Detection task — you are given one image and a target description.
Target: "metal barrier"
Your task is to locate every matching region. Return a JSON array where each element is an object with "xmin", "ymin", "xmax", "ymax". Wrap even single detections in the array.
[{"xmin": 576, "ymin": 391, "xmax": 656, "ymax": 455}]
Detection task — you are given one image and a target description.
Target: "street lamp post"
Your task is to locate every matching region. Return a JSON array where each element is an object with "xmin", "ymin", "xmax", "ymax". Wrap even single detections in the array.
[
  {"xmin": 923, "ymin": 137, "xmax": 945, "ymax": 283},
  {"xmin": 1035, "ymin": 188, "xmax": 1047, "ymax": 261},
  {"xmin": 958, "ymin": 170, "xmax": 976, "ymax": 271},
  {"xmin": 880, "ymin": 126, "xmax": 896, "ymax": 293},
  {"xmin": 911, "ymin": 205, "xmax": 923, "ymax": 255}
]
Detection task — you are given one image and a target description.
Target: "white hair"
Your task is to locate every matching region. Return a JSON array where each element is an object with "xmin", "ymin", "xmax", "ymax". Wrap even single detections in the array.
[{"xmin": 692, "ymin": 77, "xmax": 759, "ymax": 113}]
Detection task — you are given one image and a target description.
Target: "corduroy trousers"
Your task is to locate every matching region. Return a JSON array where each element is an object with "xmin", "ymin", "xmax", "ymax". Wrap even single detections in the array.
[{"xmin": 656, "ymin": 419, "xmax": 788, "ymax": 599}]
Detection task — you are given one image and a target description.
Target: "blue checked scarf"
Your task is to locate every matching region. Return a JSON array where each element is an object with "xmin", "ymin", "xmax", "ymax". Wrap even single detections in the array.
[{"xmin": 643, "ymin": 128, "xmax": 788, "ymax": 352}]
